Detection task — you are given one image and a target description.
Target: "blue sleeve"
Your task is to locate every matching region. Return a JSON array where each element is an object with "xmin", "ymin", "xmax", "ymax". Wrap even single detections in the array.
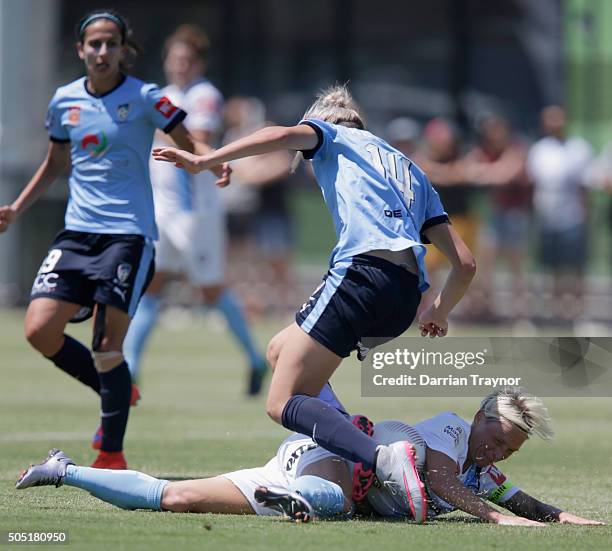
[
  {"xmin": 140, "ymin": 83, "xmax": 187, "ymax": 134},
  {"xmin": 298, "ymin": 118, "xmax": 337, "ymax": 161},
  {"xmin": 420, "ymin": 173, "xmax": 449, "ymax": 243},
  {"xmin": 45, "ymin": 91, "xmax": 70, "ymax": 143}
]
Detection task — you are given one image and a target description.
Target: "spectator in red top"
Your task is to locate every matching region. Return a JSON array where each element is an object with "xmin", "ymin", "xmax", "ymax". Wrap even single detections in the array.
[{"xmin": 467, "ymin": 114, "xmax": 530, "ymax": 321}]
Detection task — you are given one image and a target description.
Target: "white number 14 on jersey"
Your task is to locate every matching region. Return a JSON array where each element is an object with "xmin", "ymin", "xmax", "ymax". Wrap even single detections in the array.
[{"xmin": 365, "ymin": 144, "xmax": 415, "ymax": 206}]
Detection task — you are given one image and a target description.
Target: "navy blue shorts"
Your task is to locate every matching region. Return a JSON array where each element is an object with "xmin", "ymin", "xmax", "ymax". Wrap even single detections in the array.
[
  {"xmin": 296, "ymin": 255, "xmax": 422, "ymax": 358},
  {"xmin": 30, "ymin": 229, "xmax": 155, "ymax": 321}
]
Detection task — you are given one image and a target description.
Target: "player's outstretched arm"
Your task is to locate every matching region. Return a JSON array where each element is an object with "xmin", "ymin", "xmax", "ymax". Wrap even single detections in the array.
[
  {"xmin": 501, "ymin": 490, "xmax": 605, "ymax": 525},
  {"xmin": 153, "ymin": 124, "xmax": 318, "ymax": 175},
  {"xmin": 0, "ymin": 141, "xmax": 70, "ymax": 233},
  {"xmin": 418, "ymin": 224, "xmax": 476, "ymax": 337},
  {"xmin": 425, "ymin": 449, "xmax": 543, "ymax": 526},
  {"xmin": 165, "ymin": 123, "xmax": 232, "ymax": 187}
]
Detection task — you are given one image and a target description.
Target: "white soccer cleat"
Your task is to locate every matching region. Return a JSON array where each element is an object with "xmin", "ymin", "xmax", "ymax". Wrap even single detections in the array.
[
  {"xmin": 15, "ymin": 449, "xmax": 74, "ymax": 490},
  {"xmin": 375, "ymin": 441, "xmax": 427, "ymax": 522}
]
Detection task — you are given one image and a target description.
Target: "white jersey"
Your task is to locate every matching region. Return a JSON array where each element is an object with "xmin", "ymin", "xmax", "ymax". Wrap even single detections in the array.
[
  {"xmin": 224, "ymin": 415, "xmax": 520, "ymax": 518},
  {"xmin": 150, "ymin": 78, "xmax": 223, "ymax": 215},
  {"xmin": 527, "ymin": 136, "xmax": 593, "ymax": 231},
  {"xmin": 414, "ymin": 412, "xmax": 520, "ymax": 515}
]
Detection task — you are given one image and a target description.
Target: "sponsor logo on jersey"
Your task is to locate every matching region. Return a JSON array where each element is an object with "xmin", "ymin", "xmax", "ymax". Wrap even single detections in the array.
[
  {"xmin": 284, "ymin": 443, "xmax": 318, "ymax": 472},
  {"xmin": 116, "ymin": 103, "xmax": 131, "ymax": 122},
  {"xmin": 384, "ymin": 209, "xmax": 403, "ymax": 218},
  {"xmin": 443, "ymin": 424, "xmax": 463, "ymax": 445},
  {"xmin": 81, "ymin": 132, "xmax": 109, "ymax": 157},
  {"xmin": 67, "ymin": 106, "xmax": 81, "ymax": 126},
  {"xmin": 154, "ymin": 96, "xmax": 178, "ymax": 119}
]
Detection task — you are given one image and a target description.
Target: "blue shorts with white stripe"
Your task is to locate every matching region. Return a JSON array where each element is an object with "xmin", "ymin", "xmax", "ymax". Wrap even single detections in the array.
[{"xmin": 296, "ymin": 254, "xmax": 421, "ymax": 358}]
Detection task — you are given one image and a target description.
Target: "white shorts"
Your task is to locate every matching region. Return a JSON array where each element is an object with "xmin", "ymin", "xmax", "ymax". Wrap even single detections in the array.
[
  {"xmin": 155, "ymin": 209, "xmax": 226, "ymax": 286},
  {"xmin": 222, "ymin": 433, "xmax": 340, "ymax": 515}
]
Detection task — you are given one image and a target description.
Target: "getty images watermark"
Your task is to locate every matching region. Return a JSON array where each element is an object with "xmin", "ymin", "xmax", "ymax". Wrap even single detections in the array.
[{"xmin": 360, "ymin": 337, "xmax": 612, "ymax": 397}]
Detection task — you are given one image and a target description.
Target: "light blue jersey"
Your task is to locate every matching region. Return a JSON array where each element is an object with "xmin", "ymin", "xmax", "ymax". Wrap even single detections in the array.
[
  {"xmin": 46, "ymin": 75, "xmax": 187, "ymax": 239},
  {"xmin": 301, "ymin": 119, "xmax": 448, "ymax": 292}
]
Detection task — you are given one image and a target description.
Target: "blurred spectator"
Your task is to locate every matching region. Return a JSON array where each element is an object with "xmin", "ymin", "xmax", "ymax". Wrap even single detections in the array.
[
  {"xmin": 526, "ymin": 105, "xmax": 593, "ymax": 321},
  {"xmin": 386, "ymin": 117, "xmax": 421, "ymax": 157},
  {"xmin": 222, "ymin": 97, "xmax": 267, "ymax": 260},
  {"xmin": 466, "ymin": 114, "xmax": 530, "ymax": 320},
  {"xmin": 222, "ymin": 96, "xmax": 293, "ymax": 315},
  {"xmin": 411, "ymin": 118, "xmax": 480, "ymax": 316}
]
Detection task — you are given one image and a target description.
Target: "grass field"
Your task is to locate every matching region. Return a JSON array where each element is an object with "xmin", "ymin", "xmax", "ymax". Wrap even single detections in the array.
[{"xmin": 0, "ymin": 308, "xmax": 611, "ymax": 550}]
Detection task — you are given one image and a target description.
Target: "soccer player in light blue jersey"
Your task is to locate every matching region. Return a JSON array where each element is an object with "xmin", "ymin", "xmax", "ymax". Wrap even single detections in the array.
[
  {"xmin": 0, "ymin": 9, "xmax": 229, "ymax": 470},
  {"xmin": 152, "ymin": 85, "xmax": 476, "ymax": 514}
]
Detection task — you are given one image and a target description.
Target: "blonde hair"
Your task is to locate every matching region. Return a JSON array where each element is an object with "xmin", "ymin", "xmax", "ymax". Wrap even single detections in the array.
[
  {"xmin": 303, "ymin": 84, "xmax": 365, "ymax": 129},
  {"xmin": 292, "ymin": 84, "xmax": 365, "ymax": 172},
  {"xmin": 480, "ymin": 387, "xmax": 554, "ymax": 440}
]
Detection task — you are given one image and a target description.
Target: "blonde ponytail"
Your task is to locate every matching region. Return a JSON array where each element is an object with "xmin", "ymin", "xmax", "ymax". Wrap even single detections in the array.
[{"xmin": 303, "ymin": 84, "xmax": 365, "ymax": 129}]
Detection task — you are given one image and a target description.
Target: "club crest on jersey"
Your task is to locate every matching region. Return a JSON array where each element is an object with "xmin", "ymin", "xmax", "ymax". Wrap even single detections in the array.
[
  {"xmin": 116, "ymin": 263, "xmax": 132, "ymax": 285},
  {"xmin": 67, "ymin": 106, "xmax": 81, "ymax": 126},
  {"xmin": 81, "ymin": 132, "xmax": 109, "ymax": 157},
  {"xmin": 116, "ymin": 103, "xmax": 131, "ymax": 122},
  {"xmin": 154, "ymin": 96, "xmax": 178, "ymax": 119}
]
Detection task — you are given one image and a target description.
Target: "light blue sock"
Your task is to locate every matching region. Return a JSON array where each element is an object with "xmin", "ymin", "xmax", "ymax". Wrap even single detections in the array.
[
  {"xmin": 289, "ymin": 475, "xmax": 345, "ymax": 518},
  {"xmin": 123, "ymin": 294, "xmax": 161, "ymax": 380},
  {"xmin": 64, "ymin": 465, "xmax": 168, "ymax": 510},
  {"xmin": 214, "ymin": 290, "xmax": 264, "ymax": 369}
]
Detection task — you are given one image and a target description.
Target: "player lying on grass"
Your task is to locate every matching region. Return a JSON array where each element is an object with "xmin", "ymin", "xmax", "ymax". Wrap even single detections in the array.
[{"xmin": 16, "ymin": 388, "xmax": 602, "ymax": 526}]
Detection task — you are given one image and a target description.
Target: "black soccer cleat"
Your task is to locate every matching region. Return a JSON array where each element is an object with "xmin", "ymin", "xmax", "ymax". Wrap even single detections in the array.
[
  {"xmin": 247, "ymin": 363, "xmax": 268, "ymax": 396},
  {"xmin": 254, "ymin": 486, "xmax": 314, "ymax": 522}
]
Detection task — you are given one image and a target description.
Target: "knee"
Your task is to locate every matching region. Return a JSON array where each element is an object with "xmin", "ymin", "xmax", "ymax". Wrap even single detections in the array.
[
  {"xmin": 24, "ymin": 320, "xmax": 61, "ymax": 357},
  {"xmin": 160, "ymin": 483, "xmax": 191, "ymax": 513},
  {"xmin": 92, "ymin": 349, "xmax": 125, "ymax": 372},
  {"xmin": 265, "ymin": 339, "xmax": 281, "ymax": 371},
  {"xmin": 92, "ymin": 334, "xmax": 124, "ymax": 372},
  {"xmin": 265, "ymin": 395, "xmax": 287, "ymax": 425}
]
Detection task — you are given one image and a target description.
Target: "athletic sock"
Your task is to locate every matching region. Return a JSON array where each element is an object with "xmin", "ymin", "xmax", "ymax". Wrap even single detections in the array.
[
  {"xmin": 289, "ymin": 475, "xmax": 346, "ymax": 518},
  {"xmin": 281, "ymin": 395, "xmax": 378, "ymax": 470},
  {"xmin": 317, "ymin": 383, "xmax": 348, "ymax": 415},
  {"xmin": 214, "ymin": 290, "xmax": 265, "ymax": 368},
  {"xmin": 123, "ymin": 294, "xmax": 161, "ymax": 380},
  {"xmin": 65, "ymin": 464, "xmax": 167, "ymax": 510},
  {"xmin": 99, "ymin": 361, "xmax": 131, "ymax": 452},
  {"xmin": 47, "ymin": 335, "xmax": 100, "ymax": 394}
]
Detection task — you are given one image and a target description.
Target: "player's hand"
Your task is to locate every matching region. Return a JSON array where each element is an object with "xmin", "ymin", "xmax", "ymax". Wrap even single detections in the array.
[
  {"xmin": 0, "ymin": 205, "xmax": 17, "ymax": 233},
  {"xmin": 152, "ymin": 147, "xmax": 203, "ymax": 174},
  {"xmin": 558, "ymin": 512, "xmax": 605, "ymax": 525},
  {"xmin": 417, "ymin": 306, "xmax": 448, "ymax": 338},
  {"xmin": 211, "ymin": 162, "xmax": 232, "ymax": 188},
  {"xmin": 496, "ymin": 515, "xmax": 545, "ymax": 527}
]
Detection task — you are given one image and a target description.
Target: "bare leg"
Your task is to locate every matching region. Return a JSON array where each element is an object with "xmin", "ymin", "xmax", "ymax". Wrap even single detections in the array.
[
  {"xmin": 161, "ymin": 476, "xmax": 255, "ymax": 514},
  {"xmin": 266, "ymin": 323, "xmax": 295, "ymax": 371},
  {"xmin": 24, "ymin": 298, "xmax": 81, "ymax": 357},
  {"xmin": 265, "ymin": 323, "xmax": 343, "ymax": 422}
]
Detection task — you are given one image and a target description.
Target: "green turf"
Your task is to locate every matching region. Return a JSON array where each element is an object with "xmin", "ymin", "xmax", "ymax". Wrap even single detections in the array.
[{"xmin": 0, "ymin": 308, "xmax": 610, "ymax": 550}]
